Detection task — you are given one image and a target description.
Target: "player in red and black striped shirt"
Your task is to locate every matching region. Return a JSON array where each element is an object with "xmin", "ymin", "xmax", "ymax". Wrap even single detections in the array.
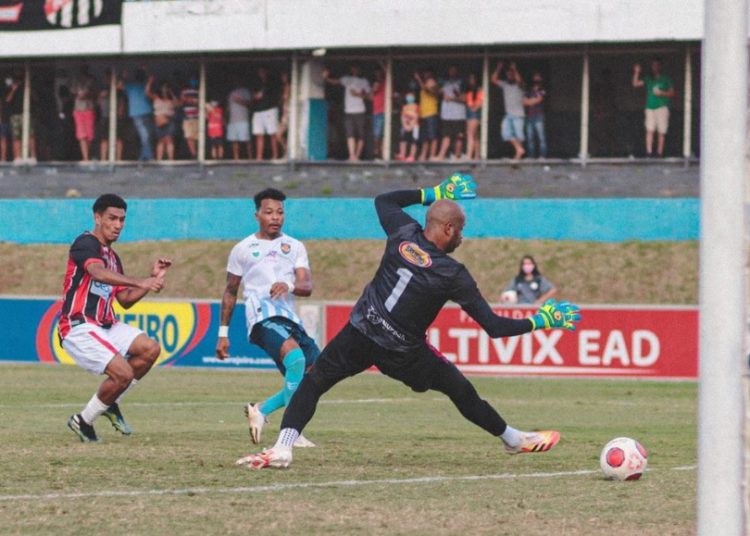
[{"xmin": 60, "ymin": 193, "xmax": 172, "ymax": 443}]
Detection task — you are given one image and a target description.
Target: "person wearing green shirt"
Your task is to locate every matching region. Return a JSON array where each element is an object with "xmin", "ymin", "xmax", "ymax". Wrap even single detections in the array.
[{"xmin": 632, "ymin": 58, "xmax": 675, "ymax": 157}]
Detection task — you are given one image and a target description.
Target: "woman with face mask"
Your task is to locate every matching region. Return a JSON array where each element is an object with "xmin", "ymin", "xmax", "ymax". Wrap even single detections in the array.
[{"xmin": 501, "ymin": 255, "xmax": 557, "ymax": 305}]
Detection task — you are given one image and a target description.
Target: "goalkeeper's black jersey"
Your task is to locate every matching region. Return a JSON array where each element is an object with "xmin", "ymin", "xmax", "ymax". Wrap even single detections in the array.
[{"xmin": 349, "ymin": 190, "xmax": 532, "ymax": 352}]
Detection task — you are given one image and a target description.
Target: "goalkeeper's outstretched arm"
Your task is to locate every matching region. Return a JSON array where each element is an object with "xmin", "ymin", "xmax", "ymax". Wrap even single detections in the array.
[
  {"xmin": 460, "ymin": 287, "xmax": 581, "ymax": 337},
  {"xmin": 374, "ymin": 173, "xmax": 478, "ymax": 236}
]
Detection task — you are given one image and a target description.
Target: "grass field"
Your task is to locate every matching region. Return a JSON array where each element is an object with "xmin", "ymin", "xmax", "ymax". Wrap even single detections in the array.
[
  {"xmin": 0, "ymin": 239, "xmax": 699, "ymax": 305},
  {"xmin": 0, "ymin": 364, "xmax": 697, "ymax": 535}
]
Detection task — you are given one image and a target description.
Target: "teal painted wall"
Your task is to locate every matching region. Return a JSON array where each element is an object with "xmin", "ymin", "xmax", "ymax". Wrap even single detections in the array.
[{"xmin": 0, "ymin": 198, "xmax": 699, "ymax": 243}]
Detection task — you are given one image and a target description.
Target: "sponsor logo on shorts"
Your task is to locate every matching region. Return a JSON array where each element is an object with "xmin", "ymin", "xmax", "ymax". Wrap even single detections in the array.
[{"xmin": 399, "ymin": 241, "xmax": 432, "ymax": 268}]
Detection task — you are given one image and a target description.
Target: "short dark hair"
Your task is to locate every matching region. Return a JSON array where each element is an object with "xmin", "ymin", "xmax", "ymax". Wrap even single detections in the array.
[
  {"xmin": 254, "ymin": 188, "xmax": 286, "ymax": 210},
  {"xmin": 93, "ymin": 194, "xmax": 127, "ymax": 214}
]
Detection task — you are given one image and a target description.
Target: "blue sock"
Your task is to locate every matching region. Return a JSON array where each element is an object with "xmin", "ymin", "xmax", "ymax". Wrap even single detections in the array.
[
  {"xmin": 281, "ymin": 348, "xmax": 305, "ymax": 406},
  {"xmin": 259, "ymin": 390, "xmax": 285, "ymax": 416},
  {"xmin": 258, "ymin": 349, "xmax": 306, "ymax": 416}
]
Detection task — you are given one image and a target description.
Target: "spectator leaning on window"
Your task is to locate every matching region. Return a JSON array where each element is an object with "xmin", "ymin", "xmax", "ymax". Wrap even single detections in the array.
[
  {"xmin": 323, "ymin": 64, "xmax": 371, "ymax": 162},
  {"xmin": 435, "ymin": 65, "xmax": 466, "ymax": 161},
  {"xmin": 632, "ymin": 58, "xmax": 674, "ymax": 158},
  {"xmin": 414, "ymin": 69, "xmax": 440, "ymax": 161},
  {"xmin": 491, "ymin": 61, "xmax": 526, "ymax": 161}
]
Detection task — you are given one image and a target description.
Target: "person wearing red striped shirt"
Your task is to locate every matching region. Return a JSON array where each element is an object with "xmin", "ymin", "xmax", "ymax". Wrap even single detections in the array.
[{"xmin": 60, "ymin": 193, "xmax": 172, "ymax": 443}]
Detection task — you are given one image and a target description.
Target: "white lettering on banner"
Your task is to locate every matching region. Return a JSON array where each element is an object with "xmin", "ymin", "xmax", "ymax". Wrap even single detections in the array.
[
  {"xmin": 448, "ymin": 328, "xmax": 478, "ymax": 363},
  {"xmin": 430, "ymin": 328, "xmax": 564, "ymax": 366},
  {"xmin": 532, "ymin": 330, "xmax": 564, "ymax": 364},
  {"xmin": 489, "ymin": 333, "xmax": 519, "ymax": 364},
  {"xmin": 579, "ymin": 330, "xmax": 600, "ymax": 365},
  {"xmin": 632, "ymin": 330, "xmax": 660, "ymax": 366},
  {"xmin": 578, "ymin": 329, "xmax": 661, "ymax": 367},
  {"xmin": 602, "ymin": 330, "xmax": 629, "ymax": 366}
]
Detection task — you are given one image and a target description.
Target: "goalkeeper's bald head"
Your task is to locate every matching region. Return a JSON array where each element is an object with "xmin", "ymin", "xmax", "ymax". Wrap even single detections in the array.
[{"xmin": 425, "ymin": 200, "xmax": 465, "ymax": 253}]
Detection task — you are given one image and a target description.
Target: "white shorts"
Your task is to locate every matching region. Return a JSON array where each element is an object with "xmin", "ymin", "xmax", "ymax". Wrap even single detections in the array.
[
  {"xmin": 226, "ymin": 121, "xmax": 251, "ymax": 142},
  {"xmin": 645, "ymin": 107, "xmax": 669, "ymax": 135},
  {"xmin": 61, "ymin": 322, "xmax": 143, "ymax": 375},
  {"xmin": 252, "ymin": 108, "xmax": 279, "ymax": 136}
]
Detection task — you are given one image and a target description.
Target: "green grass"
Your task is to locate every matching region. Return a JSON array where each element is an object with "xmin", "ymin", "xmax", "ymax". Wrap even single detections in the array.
[
  {"xmin": 0, "ymin": 239, "xmax": 699, "ymax": 305},
  {"xmin": 0, "ymin": 364, "xmax": 696, "ymax": 535}
]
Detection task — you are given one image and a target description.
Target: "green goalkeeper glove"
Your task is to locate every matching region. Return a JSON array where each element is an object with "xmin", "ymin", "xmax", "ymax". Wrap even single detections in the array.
[
  {"xmin": 530, "ymin": 299, "xmax": 581, "ymax": 331},
  {"xmin": 420, "ymin": 173, "xmax": 477, "ymax": 205}
]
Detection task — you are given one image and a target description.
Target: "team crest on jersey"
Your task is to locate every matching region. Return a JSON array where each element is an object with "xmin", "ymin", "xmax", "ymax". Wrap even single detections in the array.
[
  {"xmin": 280, "ymin": 243, "xmax": 291, "ymax": 254},
  {"xmin": 399, "ymin": 241, "xmax": 432, "ymax": 267}
]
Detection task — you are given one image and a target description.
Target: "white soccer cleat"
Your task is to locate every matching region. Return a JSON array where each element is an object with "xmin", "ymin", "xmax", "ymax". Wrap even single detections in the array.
[
  {"xmin": 293, "ymin": 434, "xmax": 316, "ymax": 448},
  {"xmin": 503, "ymin": 430, "xmax": 561, "ymax": 455},
  {"xmin": 243, "ymin": 403, "xmax": 267, "ymax": 444},
  {"xmin": 235, "ymin": 446, "xmax": 292, "ymax": 470}
]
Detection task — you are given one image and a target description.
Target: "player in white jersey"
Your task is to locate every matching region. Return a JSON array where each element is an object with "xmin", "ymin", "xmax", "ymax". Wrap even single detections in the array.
[{"xmin": 216, "ymin": 188, "xmax": 319, "ymax": 447}]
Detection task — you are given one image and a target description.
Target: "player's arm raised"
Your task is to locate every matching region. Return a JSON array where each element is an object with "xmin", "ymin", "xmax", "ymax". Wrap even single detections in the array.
[
  {"xmin": 85, "ymin": 261, "xmax": 164, "ymax": 310},
  {"xmin": 115, "ymin": 258, "xmax": 172, "ymax": 308},
  {"xmin": 216, "ymin": 272, "xmax": 242, "ymax": 360}
]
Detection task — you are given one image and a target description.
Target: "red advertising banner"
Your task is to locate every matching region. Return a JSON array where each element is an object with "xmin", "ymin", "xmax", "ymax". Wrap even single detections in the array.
[{"xmin": 325, "ymin": 304, "xmax": 698, "ymax": 379}]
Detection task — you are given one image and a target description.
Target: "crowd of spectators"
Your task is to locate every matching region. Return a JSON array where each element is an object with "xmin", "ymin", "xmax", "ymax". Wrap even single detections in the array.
[{"xmin": 0, "ymin": 57, "xmax": 676, "ymax": 164}]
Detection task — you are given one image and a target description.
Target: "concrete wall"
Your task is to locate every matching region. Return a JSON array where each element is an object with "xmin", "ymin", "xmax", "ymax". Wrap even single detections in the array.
[
  {"xmin": 0, "ymin": 0, "xmax": 707, "ymax": 58},
  {"xmin": 0, "ymin": 198, "xmax": 699, "ymax": 243}
]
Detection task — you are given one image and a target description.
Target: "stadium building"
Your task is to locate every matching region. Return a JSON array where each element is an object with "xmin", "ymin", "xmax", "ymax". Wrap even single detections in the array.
[{"xmin": 0, "ymin": 0, "xmax": 706, "ymax": 165}]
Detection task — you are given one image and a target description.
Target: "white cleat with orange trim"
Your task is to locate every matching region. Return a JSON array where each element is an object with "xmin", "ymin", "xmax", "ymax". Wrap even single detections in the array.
[
  {"xmin": 503, "ymin": 430, "xmax": 561, "ymax": 455},
  {"xmin": 236, "ymin": 446, "xmax": 293, "ymax": 470}
]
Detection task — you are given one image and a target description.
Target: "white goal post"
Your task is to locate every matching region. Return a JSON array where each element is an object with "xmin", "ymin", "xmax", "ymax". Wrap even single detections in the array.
[{"xmin": 698, "ymin": 0, "xmax": 748, "ymax": 534}]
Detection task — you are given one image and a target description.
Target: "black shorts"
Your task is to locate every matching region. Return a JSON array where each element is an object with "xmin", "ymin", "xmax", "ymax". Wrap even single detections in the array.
[
  {"xmin": 307, "ymin": 322, "xmax": 464, "ymax": 393},
  {"xmin": 344, "ymin": 113, "xmax": 367, "ymax": 140},
  {"xmin": 441, "ymin": 119, "xmax": 465, "ymax": 141},
  {"xmin": 249, "ymin": 316, "xmax": 320, "ymax": 374}
]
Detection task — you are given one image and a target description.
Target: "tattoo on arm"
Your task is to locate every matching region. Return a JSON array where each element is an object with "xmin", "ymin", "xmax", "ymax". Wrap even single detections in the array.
[{"xmin": 220, "ymin": 274, "xmax": 241, "ymax": 326}]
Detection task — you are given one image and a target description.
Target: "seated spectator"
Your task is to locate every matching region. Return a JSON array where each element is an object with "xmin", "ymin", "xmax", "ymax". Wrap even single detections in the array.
[
  {"xmin": 395, "ymin": 91, "xmax": 419, "ymax": 162},
  {"xmin": 206, "ymin": 99, "xmax": 225, "ymax": 160},
  {"xmin": 148, "ymin": 80, "xmax": 179, "ymax": 161},
  {"xmin": 501, "ymin": 255, "xmax": 557, "ymax": 305}
]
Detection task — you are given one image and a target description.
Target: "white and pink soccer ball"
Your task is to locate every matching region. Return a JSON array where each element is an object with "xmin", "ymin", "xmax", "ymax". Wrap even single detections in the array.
[{"xmin": 599, "ymin": 437, "xmax": 648, "ymax": 481}]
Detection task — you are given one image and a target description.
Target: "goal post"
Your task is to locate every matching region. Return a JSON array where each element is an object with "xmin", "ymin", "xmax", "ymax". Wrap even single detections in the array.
[{"xmin": 697, "ymin": 0, "xmax": 748, "ymax": 534}]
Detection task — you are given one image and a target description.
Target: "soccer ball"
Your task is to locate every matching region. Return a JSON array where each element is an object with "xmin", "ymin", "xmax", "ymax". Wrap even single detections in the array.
[{"xmin": 599, "ymin": 437, "xmax": 648, "ymax": 481}]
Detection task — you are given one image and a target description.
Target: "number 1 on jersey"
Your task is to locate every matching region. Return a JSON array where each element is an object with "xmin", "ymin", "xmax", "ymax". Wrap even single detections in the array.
[{"xmin": 385, "ymin": 268, "xmax": 413, "ymax": 312}]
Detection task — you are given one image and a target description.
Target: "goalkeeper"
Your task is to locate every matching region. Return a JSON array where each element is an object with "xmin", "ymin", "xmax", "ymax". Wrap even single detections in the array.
[{"xmin": 237, "ymin": 174, "xmax": 581, "ymax": 469}]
